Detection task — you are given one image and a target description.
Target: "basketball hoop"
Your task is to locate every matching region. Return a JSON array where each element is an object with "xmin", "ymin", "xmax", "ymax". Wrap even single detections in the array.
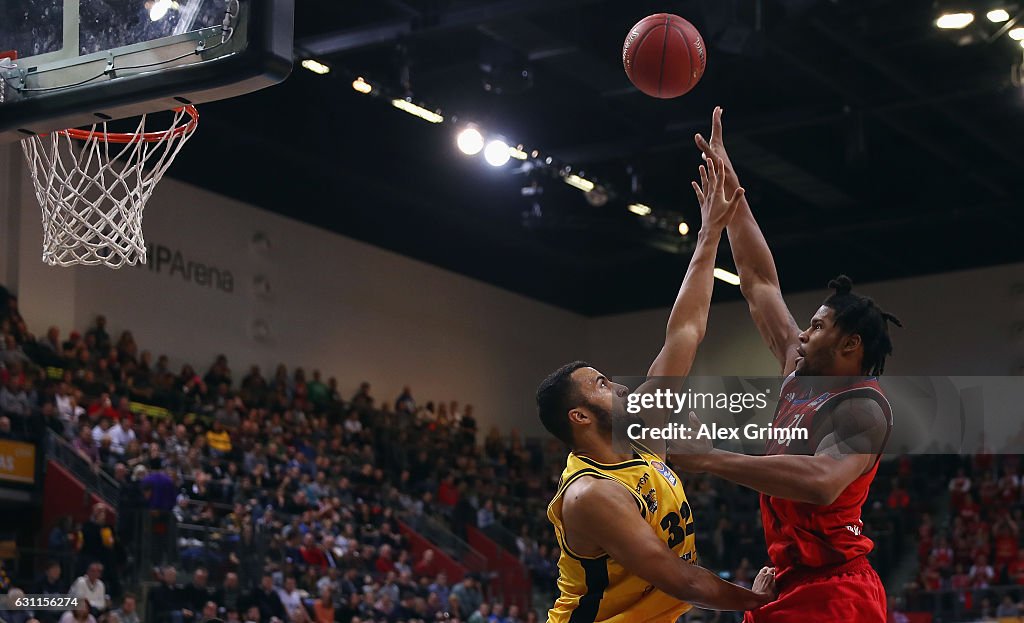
[{"xmin": 20, "ymin": 106, "xmax": 199, "ymax": 268}]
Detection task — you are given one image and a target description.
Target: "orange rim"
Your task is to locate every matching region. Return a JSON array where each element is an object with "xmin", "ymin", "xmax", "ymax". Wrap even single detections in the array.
[{"xmin": 61, "ymin": 105, "xmax": 199, "ymax": 143}]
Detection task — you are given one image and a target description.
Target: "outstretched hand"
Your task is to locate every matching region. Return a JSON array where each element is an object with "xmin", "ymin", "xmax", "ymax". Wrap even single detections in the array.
[
  {"xmin": 691, "ymin": 154, "xmax": 744, "ymax": 234},
  {"xmin": 695, "ymin": 105, "xmax": 727, "ymax": 163}
]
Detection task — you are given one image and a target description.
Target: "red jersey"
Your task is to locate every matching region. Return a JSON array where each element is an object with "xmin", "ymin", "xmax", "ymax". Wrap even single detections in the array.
[{"xmin": 759, "ymin": 374, "xmax": 893, "ymax": 576}]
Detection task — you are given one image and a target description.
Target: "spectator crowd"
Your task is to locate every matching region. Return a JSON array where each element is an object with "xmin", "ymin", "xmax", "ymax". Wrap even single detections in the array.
[
  {"xmin": 0, "ymin": 287, "xmax": 556, "ymax": 623},
  {"xmin": 0, "ymin": 286, "xmax": 928, "ymax": 623},
  {"xmin": 905, "ymin": 450, "xmax": 1024, "ymax": 620}
]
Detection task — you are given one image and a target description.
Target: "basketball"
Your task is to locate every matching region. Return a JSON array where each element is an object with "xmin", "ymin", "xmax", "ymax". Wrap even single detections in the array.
[{"xmin": 622, "ymin": 13, "xmax": 707, "ymax": 98}]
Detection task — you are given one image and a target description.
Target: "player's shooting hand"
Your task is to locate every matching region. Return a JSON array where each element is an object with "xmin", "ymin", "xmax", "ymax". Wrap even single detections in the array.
[
  {"xmin": 667, "ymin": 411, "xmax": 713, "ymax": 472},
  {"xmin": 752, "ymin": 566, "xmax": 778, "ymax": 603},
  {"xmin": 691, "ymin": 156, "xmax": 743, "ymax": 234},
  {"xmin": 695, "ymin": 106, "xmax": 726, "ymax": 155},
  {"xmin": 695, "ymin": 107, "xmax": 736, "ymax": 175}
]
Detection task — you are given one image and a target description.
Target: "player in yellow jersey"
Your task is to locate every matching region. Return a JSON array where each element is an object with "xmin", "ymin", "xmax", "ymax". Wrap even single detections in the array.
[{"xmin": 536, "ymin": 157, "xmax": 777, "ymax": 622}]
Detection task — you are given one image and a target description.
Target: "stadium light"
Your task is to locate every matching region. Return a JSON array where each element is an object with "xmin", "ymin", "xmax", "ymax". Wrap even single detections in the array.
[
  {"xmin": 1010, "ymin": 27, "xmax": 1024, "ymax": 40},
  {"xmin": 564, "ymin": 174, "xmax": 595, "ymax": 192},
  {"xmin": 714, "ymin": 268, "xmax": 741, "ymax": 285},
  {"xmin": 936, "ymin": 12, "xmax": 975, "ymax": 29},
  {"xmin": 678, "ymin": 222, "xmax": 690, "ymax": 236},
  {"xmin": 987, "ymin": 8, "xmax": 1010, "ymax": 22},
  {"xmin": 628, "ymin": 203, "xmax": 652, "ymax": 216},
  {"xmin": 509, "ymin": 145, "xmax": 529, "ymax": 160},
  {"xmin": 456, "ymin": 128, "xmax": 485, "ymax": 155},
  {"xmin": 352, "ymin": 77, "xmax": 372, "ymax": 94},
  {"xmin": 391, "ymin": 99, "xmax": 444, "ymax": 123},
  {"xmin": 301, "ymin": 59, "xmax": 330, "ymax": 75},
  {"xmin": 484, "ymin": 140, "xmax": 511, "ymax": 167}
]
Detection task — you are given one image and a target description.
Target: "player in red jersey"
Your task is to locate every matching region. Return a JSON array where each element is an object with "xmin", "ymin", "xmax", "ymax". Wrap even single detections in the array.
[{"xmin": 672, "ymin": 107, "xmax": 903, "ymax": 623}]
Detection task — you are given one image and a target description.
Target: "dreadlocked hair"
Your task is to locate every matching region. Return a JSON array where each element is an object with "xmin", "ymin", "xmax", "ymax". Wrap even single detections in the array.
[{"xmin": 822, "ymin": 275, "xmax": 903, "ymax": 376}]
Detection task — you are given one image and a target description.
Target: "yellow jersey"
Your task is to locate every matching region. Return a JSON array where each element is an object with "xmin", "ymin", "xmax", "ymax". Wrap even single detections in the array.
[
  {"xmin": 206, "ymin": 429, "xmax": 232, "ymax": 452},
  {"xmin": 546, "ymin": 443, "xmax": 698, "ymax": 623}
]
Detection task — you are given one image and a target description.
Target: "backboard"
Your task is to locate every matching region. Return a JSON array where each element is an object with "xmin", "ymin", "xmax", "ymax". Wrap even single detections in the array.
[{"xmin": 0, "ymin": 0, "xmax": 293, "ymax": 143}]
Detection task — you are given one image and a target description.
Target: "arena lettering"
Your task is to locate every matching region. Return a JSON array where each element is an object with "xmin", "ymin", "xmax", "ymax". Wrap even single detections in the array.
[{"xmin": 139, "ymin": 243, "xmax": 235, "ymax": 293}]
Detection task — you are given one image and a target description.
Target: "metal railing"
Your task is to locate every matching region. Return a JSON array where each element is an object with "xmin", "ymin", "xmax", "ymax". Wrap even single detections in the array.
[
  {"xmin": 480, "ymin": 522, "xmax": 520, "ymax": 555},
  {"xmin": 399, "ymin": 511, "xmax": 489, "ymax": 575},
  {"xmin": 173, "ymin": 522, "xmax": 243, "ymax": 575},
  {"xmin": 46, "ymin": 430, "xmax": 121, "ymax": 505},
  {"xmin": 122, "ymin": 511, "xmax": 256, "ymax": 577}
]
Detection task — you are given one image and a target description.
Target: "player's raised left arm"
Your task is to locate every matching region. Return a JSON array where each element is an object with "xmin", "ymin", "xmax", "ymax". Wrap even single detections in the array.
[
  {"xmin": 647, "ymin": 157, "xmax": 744, "ymax": 379},
  {"xmin": 671, "ymin": 397, "xmax": 887, "ymax": 505}
]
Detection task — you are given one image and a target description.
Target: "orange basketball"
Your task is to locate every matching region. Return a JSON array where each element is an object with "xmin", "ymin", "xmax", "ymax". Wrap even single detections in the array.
[{"xmin": 622, "ymin": 13, "xmax": 707, "ymax": 99}]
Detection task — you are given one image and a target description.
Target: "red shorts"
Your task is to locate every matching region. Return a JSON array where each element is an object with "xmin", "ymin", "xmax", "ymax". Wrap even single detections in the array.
[{"xmin": 743, "ymin": 557, "xmax": 886, "ymax": 623}]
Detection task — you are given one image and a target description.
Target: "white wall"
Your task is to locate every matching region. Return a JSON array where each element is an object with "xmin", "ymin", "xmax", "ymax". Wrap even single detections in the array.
[
  {"xmin": 4, "ymin": 147, "xmax": 1022, "ymax": 438},
  {"xmin": 5, "ymin": 160, "xmax": 586, "ymax": 435},
  {"xmin": 589, "ymin": 266, "xmax": 1024, "ymax": 451},
  {"xmin": 588, "ymin": 263, "xmax": 1024, "ymax": 377}
]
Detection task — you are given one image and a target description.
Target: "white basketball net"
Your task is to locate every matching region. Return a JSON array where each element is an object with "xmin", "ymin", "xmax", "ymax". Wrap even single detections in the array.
[{"xmin": 20, "ymin": 107, "xmax": 198, "ymax": 268}]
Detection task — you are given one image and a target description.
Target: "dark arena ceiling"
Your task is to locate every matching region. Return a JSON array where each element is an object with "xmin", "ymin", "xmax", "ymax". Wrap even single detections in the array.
[{"xmin": 166, "ymin": 0, "xmax": 1024, "ymax": 315}]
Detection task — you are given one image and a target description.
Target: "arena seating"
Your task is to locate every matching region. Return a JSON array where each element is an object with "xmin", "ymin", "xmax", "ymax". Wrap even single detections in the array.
[{"xmin": 0, "ymin": 290, "xmax": 993, "ymax": 623}]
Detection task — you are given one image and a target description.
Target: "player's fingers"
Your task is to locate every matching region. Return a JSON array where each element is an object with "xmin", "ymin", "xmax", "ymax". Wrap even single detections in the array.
[
  {"xmin": 695, "ymin": 133, "xmax": 712, "ymax": 154},
  {"xmin": 729, "ymin": 187, "xmax": 745, "ymax": 203},
  {"xmin": 699, "ymin": 165, "xmax": 708, "ymax": 190},
  {"xmin": 712, "ymin": 106, "xmax": 723, "ymax": 140},
  {"xmin": 691, "ymin": 181, "xmax": 705, "ymax": 204}
]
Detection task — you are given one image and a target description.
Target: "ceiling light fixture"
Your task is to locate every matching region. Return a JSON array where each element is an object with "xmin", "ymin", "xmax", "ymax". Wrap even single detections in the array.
[
  {"xmin": 301, "ymin": 59, "xmax": 330, "ymax": 75},
  {"xmin": 714, "ymin": 268, "xmax": 741, "ymax": 285},
  {"xmin": 484, "ymin": 140, "xmax": 511, "ymax": 167},
  {"xmin": 456, "ymin": 128, "xmax": 485, "ymax": 155},
  {"xmin": 351, "ymin": 77, "xmax": 372, "ymax": 93},
  {"xmin": 391, "ymin": 99, "xmax": 444, "ymax": 123},
  {"xmin": 564, "ymin": 174, "xmax": 595, "ymax": 192},
  {"xmin": 987, "ymin": 8, "xmax": 1010, "ymax": 22},
  {"xmin": 935, "ymin": 12, "xmax": 975, "ymax": 29}
]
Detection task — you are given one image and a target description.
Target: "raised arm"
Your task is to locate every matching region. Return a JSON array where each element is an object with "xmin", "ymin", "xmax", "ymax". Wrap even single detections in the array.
[
  {"xmin": 647, "ymin": 156, "xmax": 744, "ymax": 379},
  {"xmin": 695, "ymin": 107, "xmax": 801, "ymax": 375},
  {"xmin": 562, "ymin": 477, "xmax": 775, "ymax": 611}
]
